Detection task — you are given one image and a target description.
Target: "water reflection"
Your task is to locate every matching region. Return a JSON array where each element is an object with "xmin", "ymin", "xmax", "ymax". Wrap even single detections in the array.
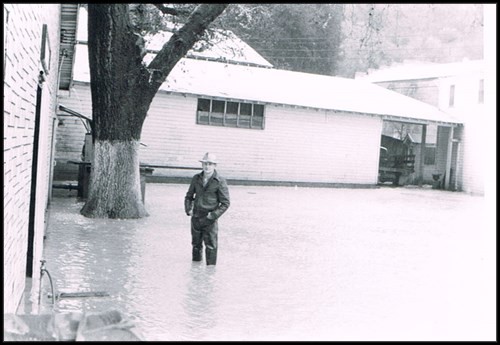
[
  {"xmin": 44, "ymin": 211, "xmax": 142, "ymax": 315},
  {"xmin": 181, "ymin": 264, "xmax": 218, "ymax": 340}
]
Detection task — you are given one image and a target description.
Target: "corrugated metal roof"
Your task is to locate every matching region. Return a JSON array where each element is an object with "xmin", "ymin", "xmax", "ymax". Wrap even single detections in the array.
[
  {"xmin": 73, "ymin": 45, "xmax": 462, "ymax": 126},
  {"xmin": 58, "ymin": 3, "xmax": 79, "ymax": 90}
]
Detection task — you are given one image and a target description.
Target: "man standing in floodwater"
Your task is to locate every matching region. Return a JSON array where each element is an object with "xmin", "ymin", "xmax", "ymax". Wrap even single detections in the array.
[{"xmin": 184, "ymin": 153, "xmax": 230, "ymax": 265}]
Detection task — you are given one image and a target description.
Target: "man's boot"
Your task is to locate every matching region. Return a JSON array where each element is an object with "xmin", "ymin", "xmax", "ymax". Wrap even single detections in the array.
[
  {"xmin": 206, "ymin": 248, "xmax": 217, "ymax": 265},
  {"xmin": 192, "ymin": 247, "xmax": 202, "ymax": 261}
]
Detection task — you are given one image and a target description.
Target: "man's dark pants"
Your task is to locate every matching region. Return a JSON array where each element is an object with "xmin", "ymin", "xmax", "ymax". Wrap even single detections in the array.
[{"xmin": 191, "ymin": 211, "xmax": 218, "ymax": 265}]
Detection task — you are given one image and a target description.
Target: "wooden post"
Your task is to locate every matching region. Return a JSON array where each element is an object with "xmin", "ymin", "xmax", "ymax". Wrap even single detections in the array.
[
  {"xmin": 48, "ymin": 117, "xmax": 58, "ymax": 202},
  {"xmin": 78, "ymin": 133, "xmax": 93, "ymax": 198},
  {"xmin": 418, "ymin": 124, "xmax": 427, "ymax": 186},
  {"xmin": 444, "ymin": 126, "xmax": 455, "ymax": 190},
  {"xmin": 84, "ymin": 133, "xmax": 93, "ymax": 162},
  {"xmin": 453, "ymin": 141, "xmax": 461, "ymax": 191}
]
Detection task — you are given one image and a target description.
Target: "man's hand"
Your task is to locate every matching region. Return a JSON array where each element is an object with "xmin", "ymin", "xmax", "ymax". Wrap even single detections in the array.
[
  {"xmin": 207, "ymin": 212, "xmax": 215, "ymax": 220},
  {"xmin": 187, "ymin": 210, "xmax": 193, "ymax": 216}
]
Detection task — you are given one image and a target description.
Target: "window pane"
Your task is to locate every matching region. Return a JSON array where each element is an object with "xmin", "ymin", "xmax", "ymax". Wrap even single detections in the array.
[
  {"xmin": 424, "ymin": 146, "xmax": 436, "ymax": 165},
  {"xmin": 211, "ymin": 112, "xmax": 224, "ymax": 125},
  {"xmin": 253, "ymin": 104, "xmax": 264, "ymax": 117},
  {"xmin": 225, "ymin": 113, "xmax": 238, "ymax": 126},
  {"xmin": 197, "ymin": 112, "xmax": 209, "ymax": 124},
  {"xmin": 251, "ymin": 116, "xmax": 263, "ymax": 128},
  {"xmin": 212, "ymin": 100, "xmax": 225, "ymax": 113},
  {"xmin": 198, "ymin": 98, "xmax": 210, "ymax": 112},
  {"xmin": 196, "ymin": 98, "xmax": 264, "ymax": 130},
  {"xmin": 227, "ymin": 102, "xmax": 239, "ymax": 114},
  {"xmin": 240, "ymin": 103, "xmax": 252, "ymax": 116},
  {"xmin": 239, "ymin": 114, "xmax": 251, "ymax": 128}
]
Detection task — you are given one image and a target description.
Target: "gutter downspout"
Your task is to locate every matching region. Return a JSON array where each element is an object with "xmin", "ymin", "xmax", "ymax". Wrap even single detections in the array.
[{"xmin": 26, "ymin": 71, "xmax": 45, "ymax": 278}]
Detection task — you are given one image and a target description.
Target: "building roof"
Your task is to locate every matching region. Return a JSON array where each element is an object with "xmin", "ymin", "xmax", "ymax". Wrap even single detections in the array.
[
  {"xmin": 73, "ymin": 47, "xmax": 462, "ymax": 126},
  {"xmin": 76, "ymin": 7, "xmax": 272, "ymax": 68},
  {"xmin": 355, "ymin": 59, "xmax": 484, "ymax": 83},
  {"xmin": 144, "ymin": 30, "xmax": 273, "ymax": 68}
]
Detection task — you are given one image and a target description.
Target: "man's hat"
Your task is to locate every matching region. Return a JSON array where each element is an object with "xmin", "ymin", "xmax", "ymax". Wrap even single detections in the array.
[{"xmin": 199, "ymin": 152, "xmax": 217, "ymax": 164}]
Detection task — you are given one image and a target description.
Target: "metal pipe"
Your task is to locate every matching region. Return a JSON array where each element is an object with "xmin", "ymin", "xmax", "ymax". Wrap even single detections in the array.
[
  {"xmin": 58, "ymin": 104, "xmax": 92, "ymax": 133},
  {"xmin": 38, "ymin": 260, "xmax": 56, "ymax": 308}
]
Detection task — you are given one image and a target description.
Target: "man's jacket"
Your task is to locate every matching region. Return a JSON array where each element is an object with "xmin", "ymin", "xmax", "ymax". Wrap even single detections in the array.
[{"xmin": 184, "ymin": 170, "xmax": 230, "ymax": 220}]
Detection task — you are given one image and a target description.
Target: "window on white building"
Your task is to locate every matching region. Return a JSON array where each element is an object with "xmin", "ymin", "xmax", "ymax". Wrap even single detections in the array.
[
  {"xmin": 197, "ymin": 98, "xmax": 265, "ymax": 129},
  {"xmin": 424, "ymin": 145, "xmax": 436, "ymax": 165},
  {"xmin": 449, "ymin": 84, "xmax": 455, "ymax": 107},
  {"xmin": 423, "ymin": 124, "xmax": 438, "ymax": 165},
  {"xmin": 478, "ymin": 79, "xmax": 484, "ymax": 104}
]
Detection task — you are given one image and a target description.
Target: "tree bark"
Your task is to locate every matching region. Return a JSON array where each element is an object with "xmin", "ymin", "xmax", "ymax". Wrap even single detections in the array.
[{"xmin": 80, "ymin": 140, "xmax": 147, "ymax": 218}]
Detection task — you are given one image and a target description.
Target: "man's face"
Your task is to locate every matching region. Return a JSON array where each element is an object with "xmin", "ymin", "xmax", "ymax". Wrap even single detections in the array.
[{"xmin": 202, "ymin": 162, "xmax": 216, "ymax": 174}]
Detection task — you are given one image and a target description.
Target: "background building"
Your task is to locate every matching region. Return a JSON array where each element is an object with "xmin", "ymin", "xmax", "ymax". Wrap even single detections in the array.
[{"xmin": 356, "ymin": 59, "xmax": 486, "ymax": 194}]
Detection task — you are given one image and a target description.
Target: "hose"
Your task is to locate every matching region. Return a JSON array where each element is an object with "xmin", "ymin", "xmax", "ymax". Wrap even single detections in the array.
[{"xmin": 38, "ymin": 260, "xmax": 56, "ymax": 308}]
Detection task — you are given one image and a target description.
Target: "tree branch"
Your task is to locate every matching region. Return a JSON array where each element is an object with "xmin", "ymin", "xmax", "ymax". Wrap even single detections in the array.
[
  {"xmin": 145, "ymin": 4, "xmax": 229, "ymax": 96},
  {"xmin": 153, "ymin": 4, "xmax": 192, "ymax": 17}
]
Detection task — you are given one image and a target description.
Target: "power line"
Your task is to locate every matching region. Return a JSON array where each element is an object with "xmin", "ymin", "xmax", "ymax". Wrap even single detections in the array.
[
  {"xmin": 255, "ymin": 45, "xmax": 483, "ymax": 53},
  {"xmin": 262, "ymin": 55, "xmax": 482, "ymax": 60},
  {"xmin": 241, "ymin": 32, "xmax": 483, "ymax": 41}
]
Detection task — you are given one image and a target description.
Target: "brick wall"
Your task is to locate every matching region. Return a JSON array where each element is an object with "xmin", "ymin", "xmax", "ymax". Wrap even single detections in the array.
[{"xmin": 3, "ymin": 4, "xmax": 61, "ymax": 313}]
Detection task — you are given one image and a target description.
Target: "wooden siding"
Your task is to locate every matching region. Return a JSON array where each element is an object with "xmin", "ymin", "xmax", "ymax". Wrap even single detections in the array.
[
  {"xmin": 54, "ymin": 86, "xmax": 93, "ymax": 180},
  {"xmin": 140, "ymin": 92, "xmax": 383, "ymax": 184},
  {"xmin": 3, "ymin": 4, "xmax": 61, "ymax": 313}
]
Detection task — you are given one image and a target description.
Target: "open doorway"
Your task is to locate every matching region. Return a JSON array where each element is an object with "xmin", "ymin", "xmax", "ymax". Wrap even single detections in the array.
[{"xmin": 378, "ymin": 121, "xmax": 418, "ymax": 186}]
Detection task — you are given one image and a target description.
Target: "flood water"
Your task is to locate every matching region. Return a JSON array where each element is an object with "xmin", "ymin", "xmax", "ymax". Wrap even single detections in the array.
[{"xmin": 41, "ymin": 184, "xmax": 495, "ymax": 341}]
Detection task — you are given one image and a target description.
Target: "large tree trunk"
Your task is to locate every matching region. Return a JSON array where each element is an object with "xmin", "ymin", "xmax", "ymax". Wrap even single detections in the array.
[
  {"xmin": 82, "ymin": 4, "xmax": 152, "ymax": 219},
  {"xmin": 80, "ymin": 140, "xmax": 147, "ymax": 218}
]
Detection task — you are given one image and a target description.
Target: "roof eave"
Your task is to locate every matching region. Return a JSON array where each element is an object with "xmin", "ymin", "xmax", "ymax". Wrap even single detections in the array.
[{"xmin": 58, "ymin": 3, "xmax": 79, "ymax": 90}]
